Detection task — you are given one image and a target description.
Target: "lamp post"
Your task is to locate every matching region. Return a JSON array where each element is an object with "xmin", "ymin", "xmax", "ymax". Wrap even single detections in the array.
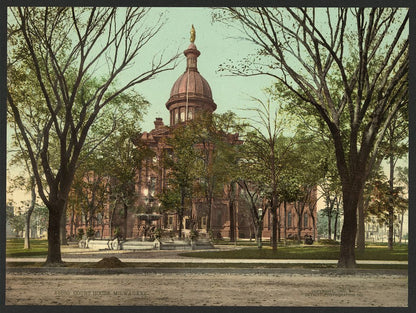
[{"xmin": 258, "ymin": 208, "xmax": 263, "ymax": 249}]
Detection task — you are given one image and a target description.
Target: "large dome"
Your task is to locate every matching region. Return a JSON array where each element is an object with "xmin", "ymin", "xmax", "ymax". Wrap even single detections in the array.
[
  {"xmin": 168, "ymin": 70, "xmax": 213, "ymax": 101},
  {"xmin": 165, "ymin": 36, "xmax": 216, "ymax": 126}
]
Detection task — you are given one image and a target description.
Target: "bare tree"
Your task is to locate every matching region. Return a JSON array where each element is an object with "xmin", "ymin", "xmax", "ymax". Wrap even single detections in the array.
[
  {"xmin": 7, "ymin": 7, "xmax": 179, "ymax": 264},
  {"xmin": 241, "ymin": 97, "xmax": 295, "ymax": 250},
  {"xmin": 217, "ymin": 7, "xmax": 408, "ymax": 268}
]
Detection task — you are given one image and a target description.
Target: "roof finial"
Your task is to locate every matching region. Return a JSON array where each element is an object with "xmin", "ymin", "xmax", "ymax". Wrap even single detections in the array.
[{"xmin": 190, "ymin": 24, "xmax": 196, "ymax": 43}]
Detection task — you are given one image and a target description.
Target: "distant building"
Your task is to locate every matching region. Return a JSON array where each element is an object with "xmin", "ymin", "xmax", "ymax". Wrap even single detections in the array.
[{"xmin": 67, "ymin": 28, "xmax": 317, "ymax": 241}]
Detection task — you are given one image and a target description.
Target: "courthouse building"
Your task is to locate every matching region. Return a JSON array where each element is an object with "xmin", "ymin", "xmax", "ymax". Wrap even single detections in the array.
[{"xmin": 68, "ymin": 28, "xmax": 317, "ymax": 241}]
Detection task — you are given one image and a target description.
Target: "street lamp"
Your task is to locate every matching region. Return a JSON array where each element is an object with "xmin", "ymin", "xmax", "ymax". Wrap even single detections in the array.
[{"xmin": 258, "ymin": 208, "xmax": 263, "ymax": 249}]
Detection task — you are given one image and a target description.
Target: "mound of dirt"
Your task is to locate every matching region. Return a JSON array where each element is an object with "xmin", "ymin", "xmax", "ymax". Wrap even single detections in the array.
[{"xmin": 93, "ymin": 257, "xmax": 127, "ymax": 268}]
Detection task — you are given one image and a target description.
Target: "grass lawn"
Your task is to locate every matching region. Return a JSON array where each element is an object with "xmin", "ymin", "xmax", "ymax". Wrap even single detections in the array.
[
  {"xmin": 6, "ymin": 238, "xmax": 408, "ymax": 262},
  {"xmin": 6, "ymin": 238, "xmax": 49, "ymax": 257},
  {"xmin": 5, "ymin": 261, "xmax": 408, "ymax": 270},
  {"xmin": 180, "ymin": 245, "xmax": 408, "ymax": 261}
]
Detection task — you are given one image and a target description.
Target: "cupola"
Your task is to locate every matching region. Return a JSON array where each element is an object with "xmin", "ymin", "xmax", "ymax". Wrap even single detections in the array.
[{"xmin": 165, "ymin": 25, "xmax": 217, "ymax": 126}]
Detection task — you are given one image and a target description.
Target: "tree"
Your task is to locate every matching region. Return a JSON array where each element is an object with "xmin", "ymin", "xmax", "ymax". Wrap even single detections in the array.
[
  {"xmin": 159, "ymin": 124, "xmax": 198, "ymax": 239},
  {"xmin": 187, "ymin": 112, "xmax": 243, "ymax": 234},
  {"xmin": 6, "ymin": 201, "xmax": 26, "ymax": 237},
  {"xmin": 216, "ymin": 8, "xmax": 408, "ymax": 267},
  {"xmin": 239, "ymin": 182, "xmax": 267, "ymax": 248},
  {"xmin": 7, "ymin": 7, "xmax": 179, "ymax": 264},
  {"xmin": 239, "ymin": 97, "xmax": 295, "ymax": 250},
  {"xmin": 396, "ymin": 166, "xmax": 408, "ymax": 243},
  {"xmin": 7, "ymin": 45, "xmax": 46, "ymax": 248},
  {"xmin": 378, "ymin": 105, "xmax": 408, "ymax": 249},
  {"xmin": 159, "ymin": 111, "xmax": 243, "ymax": 238},
  {"xmin": 104, "ymin": 128, "xmax": 154, "ymax": 240},
  {"xmin": 367, "ymin": 174, "xmax": 407, "ymax": 246},
  {"xmin": 237, "ymin": 129, "xmax": 268, "ymax": 247},
  {"xmin": 7, "ymin": 173, "xmax": 37, "ymax": 248},
  {"xmin": 289, "ymin": 130, "xmax": 327, "ymax": 242}
]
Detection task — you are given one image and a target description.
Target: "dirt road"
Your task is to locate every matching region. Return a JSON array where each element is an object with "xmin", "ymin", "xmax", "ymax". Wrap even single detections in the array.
[{"xmin": 6, "ymin": 270, "xmax": 407, "ymax": 306}]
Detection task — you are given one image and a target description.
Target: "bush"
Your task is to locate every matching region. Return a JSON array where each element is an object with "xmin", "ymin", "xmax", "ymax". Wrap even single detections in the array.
[
  {"xmin": 154, "ymin": 228, "xmax": 164, "ymax": 240},
  {"xmin": 113, "ymin": 227, "xmax": 123, "ymax": 240},
  {"xmin": 77, "ymin": 228, "xmax": 85, "ymax": 240},
  {"xmin": 318, "ymin": 239, "xmax": 339, "ymax": 245},
  {"xmin": 190, "ymin": 229, "xmax": 199, "ymax": 241},
  {"xmin": 86, "ymin": 227, "xmax": 95, "ymax": 239}
]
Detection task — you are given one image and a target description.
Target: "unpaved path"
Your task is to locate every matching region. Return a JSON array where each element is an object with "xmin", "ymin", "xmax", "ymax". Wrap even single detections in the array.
[{"xmin": 6, "ymin": 270, "xmax": 407, "ymax": 306}]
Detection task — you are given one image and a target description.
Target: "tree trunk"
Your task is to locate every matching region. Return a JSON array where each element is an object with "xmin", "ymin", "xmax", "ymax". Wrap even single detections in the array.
[
  {"xmin": 399, "ymin": 211, "xmax": 404, "ymax": 243},
  {"xmin": 229, "ymin": 186, "xmax": 235, "ymax": 242},
  {"xmin": 178, "ymin": 192, "xmax": 186, "ymax": 239},
  {"xmin": 69, "ymin": 204, "xmax": 75, "ymax": 239},
  {"xmin": 311, "ymin": 210, "xmax": 316, "ymax": 241},
  {"xmin": 327, "ymin": 198, "xmax": 332, "ymax": 240},
  {"xmin": 46, "ymin": 205, "xmax": 64, "ymax": 265},
  {"xmin": 123, "ymin": 202, "xmax": 128, "ymax": 241},
  {"xmin": 357, "ymin": 191, "xmax": 366, "ymax": 252},
  {"xmin": 206, "ymin": 194, "xmax": 213, "ymax": 233},
  {"xmin": 60, "ymin": 204, "xmax": 68, "ymax": 245},
  {"xmin": 388, "ymin": 208, "xmax": 394, "ymax": 250},
  {"xmin": 178, "ymin": 210, "xmax": 183, "ymax": 239},
  {"xmin": 338, "ymin": 189, "xmax": 359, "ymax": 268},
  {"xmin": 283, "ymin": 201, "xmax": 287, "ymax": 246},
  {"xmin": 388, "ymin": 154, "xmax": 395, "ymax": 250},
  {"xmin": 24, "ymin": 176, "xmax": 36, "ymax": 249},
  {"xmin": 334, "ymin": 211, "xmax": 339, "ymax": 241},
  {"xmin": 109, "ymin": 198, "xmax": 117, "ymax": 240},
  {"xmin": 24, "ymin": 211, "xmax": 33, "ymax": 249},
  {"xmin": 256, "ymin": 220, "xmax": 263, "ymax": 249},
  {"xmin": 277, "ymin": 215, "xmax": 281, "ymax": 243},
  {"xmin": 271, "ymin": 207, "xmax": 278, "ymax": 250},
  {"xmin": 296, "ymin": 202, "xmax": 302, "ymax": 244}
]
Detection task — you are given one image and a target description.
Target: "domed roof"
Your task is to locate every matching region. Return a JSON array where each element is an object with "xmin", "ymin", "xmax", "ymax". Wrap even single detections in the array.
[
  {"xmin": 165, "ymin": 27, "xmax": 216, "ymax": 118},
  {"xmin": 169, "ymin": 70, "xmax": 213, "ymax": 100}
]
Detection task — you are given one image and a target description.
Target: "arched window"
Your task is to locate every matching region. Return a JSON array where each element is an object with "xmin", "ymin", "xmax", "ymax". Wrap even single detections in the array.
[
  {"xmin": 287, "ymin": 212, "xmax": 292, "ymax": 227},
  {"xmin": 304, "ymin": 213, "xmax": 309, "ymax": 228}
]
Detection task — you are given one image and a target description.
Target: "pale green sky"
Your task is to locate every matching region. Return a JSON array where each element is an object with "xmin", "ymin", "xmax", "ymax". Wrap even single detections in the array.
[
  {"xmin": 131, "ymin": 7, "xmax": 275, "ymax": 131},
  {"xmin": 6, "ymin": 7, "xmax": 408, "ymax": 225},
  {"xmin": 7, "ymin": 7, "xmax": 275, "ymax": 203}
]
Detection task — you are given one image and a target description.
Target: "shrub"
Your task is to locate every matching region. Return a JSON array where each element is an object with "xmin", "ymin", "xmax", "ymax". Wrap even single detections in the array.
[
  {"xmin": 113, "ymin": 227, "xmax": 123, "ymax": 240},
  {"xmin": 77, "ymin": 228, "xmax": 85, "ymax": 240},
  {"xmin": 154, "ymin": 228, "xmax": 164, "ymax": 240},
  {"xmin": 318, "ymin": 239, "xmax": 339, "ymax": 245},
  {"xmin": 86, "ymin": 226, "xmax": 95, "ymax": 239},
  {"xmin": 190, "ymin": 229, "xmax": 199, "ymax": 241}
]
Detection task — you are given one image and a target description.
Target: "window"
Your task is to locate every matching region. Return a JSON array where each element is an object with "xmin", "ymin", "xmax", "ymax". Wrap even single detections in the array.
[
  {"xmin": 304, "ymin": 213, "xmax": 309, "ymax": 228},
  {"xmin": 174, "ymin": 110, "xmax": 179, "ymax": 124},
  {"xmin": 201, "ymin": 216, "xmax": 207, "ymax": 228},
  {"xmin": 180, "ymin": 109, "xmax": 185, "ymax": 122},
  {"xmin": 168, "ymin": 216, "xmax": 174, "ymax": 228},
  {"xmin": 188, "ymin": 109, "xmax": 193, "ymax": 120},
  {"xmin": 287, "ymin": 212, "xmax": 292, "ymax": 227}
]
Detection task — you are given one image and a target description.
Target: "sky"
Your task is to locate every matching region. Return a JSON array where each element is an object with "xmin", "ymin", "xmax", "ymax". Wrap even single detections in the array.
[
  {"xmin": 126, "ymin": 7, "xmax": 275, "ymax": 132},
  {"xmin": 6, "ymin": 7, "xmax": 276, "ymax": 204},
  {"xmin": 5, "ymin": 7, "xmax": 409, "ymax": 235}
]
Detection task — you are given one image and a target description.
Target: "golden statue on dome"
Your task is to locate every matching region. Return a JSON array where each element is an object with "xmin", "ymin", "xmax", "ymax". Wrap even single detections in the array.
[{"xmin": 190, "ymin": 24, "xmax": 196, "ymax": 43}]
